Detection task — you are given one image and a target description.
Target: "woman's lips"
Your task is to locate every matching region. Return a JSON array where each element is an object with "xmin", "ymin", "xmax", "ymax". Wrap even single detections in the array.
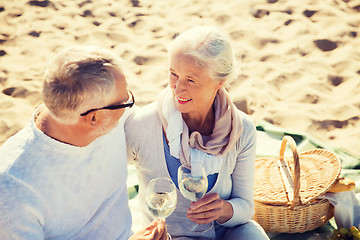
[{"xmin": 176, "ymin": 96, "xmax": 191, "ymax": 104}]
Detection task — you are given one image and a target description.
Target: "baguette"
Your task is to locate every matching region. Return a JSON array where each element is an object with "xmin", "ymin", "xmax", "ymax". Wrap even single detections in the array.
[{"xmin": 328, "ymin": 177, "xmax": 356, "ymax": 192}]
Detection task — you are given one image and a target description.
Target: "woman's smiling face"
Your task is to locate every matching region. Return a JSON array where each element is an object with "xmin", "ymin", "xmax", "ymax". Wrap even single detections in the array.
[{"xmin": 168, "ymin": 53, "xmax": 223, "ymax": 119}]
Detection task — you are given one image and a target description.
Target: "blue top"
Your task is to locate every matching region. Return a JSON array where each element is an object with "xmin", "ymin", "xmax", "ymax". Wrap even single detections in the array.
[{"xmin": 163, "ymin": 133, "xmax": 218, "ymax": 192}]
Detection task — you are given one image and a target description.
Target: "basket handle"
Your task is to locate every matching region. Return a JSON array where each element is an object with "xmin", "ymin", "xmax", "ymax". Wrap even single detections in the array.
[{"xmin": 278, "ymin": 136, "xmax": 301, "ymax": 206}]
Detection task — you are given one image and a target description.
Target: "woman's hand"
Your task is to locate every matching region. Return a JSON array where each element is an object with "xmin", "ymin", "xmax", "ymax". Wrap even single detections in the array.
[
  {"xmin": 129, "ymin": 219, "xmax": 169, "ymax": 240},
  {"xmin": 186, "ymin": 193, "xmax": 234, "ymax": 224}
]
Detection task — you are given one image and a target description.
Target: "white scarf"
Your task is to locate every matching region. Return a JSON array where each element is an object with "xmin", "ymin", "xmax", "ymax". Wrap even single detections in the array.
[{"xmin": 157, "ymin": 87, "xmax": 243, "ymax": 175}]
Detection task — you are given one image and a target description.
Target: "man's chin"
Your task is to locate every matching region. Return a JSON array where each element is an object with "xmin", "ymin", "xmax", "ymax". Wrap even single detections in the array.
[{"xmin": 92, "ymin": 122, "xmax": 119, "ymax": 139}]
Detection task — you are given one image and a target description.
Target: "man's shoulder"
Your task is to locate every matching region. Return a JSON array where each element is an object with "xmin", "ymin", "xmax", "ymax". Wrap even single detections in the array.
[
  {"xmin": 0, "ymin": 125, "xmax": 35, "ymax": 172},
  {"xmin": 0, "ymin": 133, "xmax": 39, "ymax": 202}
]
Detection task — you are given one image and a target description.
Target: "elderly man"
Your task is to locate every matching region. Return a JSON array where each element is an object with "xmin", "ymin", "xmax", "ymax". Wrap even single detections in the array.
[{"xmin": 0, "ymin": 46, "xmax": 167, "ymax": 240}]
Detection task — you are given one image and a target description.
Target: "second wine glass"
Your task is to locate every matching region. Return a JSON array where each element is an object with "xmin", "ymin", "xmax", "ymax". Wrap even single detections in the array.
[
  {"xmin": 146, "ymin": 177, "xmax": 177, "ymax": 240},
  {"xmin": 177, "ymin": 162, "xmax": 214, "ymax": 233}
]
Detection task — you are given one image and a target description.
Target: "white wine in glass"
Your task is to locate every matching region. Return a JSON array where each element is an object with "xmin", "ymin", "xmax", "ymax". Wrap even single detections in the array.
[
  {"xmin": 146, "ymin": 177, "xmax": 177, "ymax": 239},
  {"xmin": 178, "ymin": 162, "xmax": 213, "ymax": 233}
]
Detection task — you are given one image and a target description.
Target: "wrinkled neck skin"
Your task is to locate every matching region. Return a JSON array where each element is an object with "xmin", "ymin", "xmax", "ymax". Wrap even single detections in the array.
[
  {"xmin": 182, "ymin": 103, "xmax": 215, "ymax": 136},
  {"xmin": 35, "ymin": 107, "xmax": 96, "ymax": 147}
]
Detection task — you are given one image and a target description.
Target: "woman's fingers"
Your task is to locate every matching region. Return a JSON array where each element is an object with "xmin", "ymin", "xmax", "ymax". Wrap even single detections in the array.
[
  {"xmin": 191, "ymin": 193, "xmax": 221, "ymax": 209},
  {"xmin": 186, "ymin": 193, "xmax": 223, "ymax": 224},
  {"xmin": 190, "ymin": 193, "xmax": 223, "ymax": 212},
  {"xmin": 187, "ymin": 207, "xmax": 222, "ymax": 224},
  {"xmin": 189, "ymin": 198, "xmax": 223, "ymax": 214}
]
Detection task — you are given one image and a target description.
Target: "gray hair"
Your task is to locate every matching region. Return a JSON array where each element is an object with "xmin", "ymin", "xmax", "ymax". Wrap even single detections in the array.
[
  {"xmin": 42, "ymin": 45, "xmax": 124, "ymax": 124},
  {"xmin": 168, "ymin": 26, "xmax": 234, "ymax": 84}
]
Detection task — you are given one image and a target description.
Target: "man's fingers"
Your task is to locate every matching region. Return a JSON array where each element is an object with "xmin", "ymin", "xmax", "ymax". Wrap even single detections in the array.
[
  {"xmin": 146, "ymin": 219, "xmax": 167, "ymax": 239},
  {"xmin": 129, "ymin": 219, "xmax": 169, "ymax": 240},
  {"xmin": 156, "ymin": 219, "xmax": 169, "ymax": 240},
  {"xmin": 151, "ymin": 219, "xmax": 169, "ymax": 240}
]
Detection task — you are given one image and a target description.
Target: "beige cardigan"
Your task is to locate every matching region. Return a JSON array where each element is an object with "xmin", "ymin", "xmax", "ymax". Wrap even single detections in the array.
[{"xmin": 125, "ymin": 102, "xmax": 257, "ymax": 239}]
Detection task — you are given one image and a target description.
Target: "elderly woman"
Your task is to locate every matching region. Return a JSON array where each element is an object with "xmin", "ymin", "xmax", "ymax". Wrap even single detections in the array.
[{"xmin": 126, "ymin": 26, "xmax": 269, "ymax": 239}]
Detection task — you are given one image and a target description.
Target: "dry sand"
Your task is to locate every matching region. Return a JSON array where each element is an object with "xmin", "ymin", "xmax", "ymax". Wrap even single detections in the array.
[{"xmin": 0, "ymin": 0, "xmax": 360, "ymax": 156}]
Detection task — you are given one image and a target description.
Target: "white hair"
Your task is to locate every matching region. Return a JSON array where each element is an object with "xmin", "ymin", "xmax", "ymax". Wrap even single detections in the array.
[
  {"xmin": 168, "ymin": 26, "xmax": 235, "ymax": 84},
  {"xmin": 42, "ymin": 45, "xmax": 124, "ymax": 124}
]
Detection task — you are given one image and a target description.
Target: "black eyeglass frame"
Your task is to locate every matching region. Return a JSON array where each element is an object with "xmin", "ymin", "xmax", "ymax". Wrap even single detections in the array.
[{"xmin": 80, "ymin": 90, "xmax": 135, "ymax": 116}]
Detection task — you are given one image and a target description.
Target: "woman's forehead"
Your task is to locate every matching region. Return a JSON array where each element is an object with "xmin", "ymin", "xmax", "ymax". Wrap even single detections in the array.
[{"xmin": 170, "ymin": 54, "xmax": 209, "ymax": 77}]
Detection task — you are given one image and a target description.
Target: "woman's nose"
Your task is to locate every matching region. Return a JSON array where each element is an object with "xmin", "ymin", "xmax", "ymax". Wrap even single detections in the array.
[{"xmin": 173, "ymin": 79, "xmax": 186, "ymax": 93}]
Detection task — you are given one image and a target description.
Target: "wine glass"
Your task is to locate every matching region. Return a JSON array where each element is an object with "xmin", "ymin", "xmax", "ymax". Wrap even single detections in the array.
[
  {"xmin": 146, "ymin": 177, "xmax": 177, "ymax": 240},
  {"xmin": 177, "ymin": 162, "xmax": 213, "ymax": 233}
]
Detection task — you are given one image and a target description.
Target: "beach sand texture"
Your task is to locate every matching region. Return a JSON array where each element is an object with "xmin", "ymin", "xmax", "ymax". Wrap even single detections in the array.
[{"xmin": 0, "ymin": 0, "xmax": 360, "ymax": 156}]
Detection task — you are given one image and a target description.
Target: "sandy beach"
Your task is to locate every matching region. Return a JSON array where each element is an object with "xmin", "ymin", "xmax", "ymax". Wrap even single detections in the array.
[{"xmin": 0, "ymin": 0, "xmax": 360, "ymax": 156}]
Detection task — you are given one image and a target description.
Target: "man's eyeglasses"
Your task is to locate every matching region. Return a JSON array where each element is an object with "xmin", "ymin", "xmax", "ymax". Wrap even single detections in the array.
[{"xmin": 80, "ymin": 90, "xmax": 135, "ymax": 116}]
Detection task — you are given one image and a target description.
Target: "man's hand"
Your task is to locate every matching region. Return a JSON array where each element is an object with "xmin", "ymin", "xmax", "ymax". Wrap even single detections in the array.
[
  {"xmin": 186, "ymin": 193, "xmax": 233, "ymax": 224},
  {"xmin": 129, "ymin": 219, "xmax": 168, "ymax": 240}
]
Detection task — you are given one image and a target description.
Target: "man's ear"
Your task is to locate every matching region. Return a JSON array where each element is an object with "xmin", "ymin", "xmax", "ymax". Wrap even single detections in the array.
[{"xmin": 84, "ymin": 112, "xmax": 97, "ymax": 126}]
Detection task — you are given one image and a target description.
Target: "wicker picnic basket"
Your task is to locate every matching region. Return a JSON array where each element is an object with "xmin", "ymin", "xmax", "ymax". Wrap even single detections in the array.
[{"xmin": 253, "ymin": 135, "xmax": 341, "ymax": 233}]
